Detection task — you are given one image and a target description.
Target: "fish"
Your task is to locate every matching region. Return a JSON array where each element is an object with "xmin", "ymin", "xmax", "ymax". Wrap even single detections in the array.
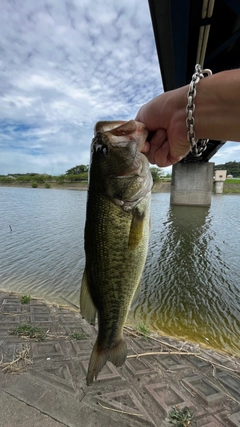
[{"xmin": 80, "ymin": 120, "xmax": 152, "ymax": 385}]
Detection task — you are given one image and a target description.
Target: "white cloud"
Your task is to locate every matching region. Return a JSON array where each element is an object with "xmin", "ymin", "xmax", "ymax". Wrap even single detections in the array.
[
  {"xmin": 0, "ymin": 0, "xmax": 239, "ymax": 176},
  {"xmin": 211, "ymin": 142, "xmax": 240, "ymax": 165},
  {"xmin": 0, "ymin": 0, "xmax": 164, "ymax": 175}
]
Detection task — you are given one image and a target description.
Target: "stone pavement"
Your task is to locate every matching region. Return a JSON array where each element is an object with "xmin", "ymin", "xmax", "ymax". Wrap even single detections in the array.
[{"xmin": 0, "ymin": 290, "xmax": 240, "ymax": 427}]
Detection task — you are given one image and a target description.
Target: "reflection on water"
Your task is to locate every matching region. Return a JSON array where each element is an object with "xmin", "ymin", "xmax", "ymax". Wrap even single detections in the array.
[
  {"xmin": 130, "ymin": 196, "xmax": 240, "ymax": 354},
  {"xmin": 0, "ymin": 187, "xmax": 240, "ymax": 355}
]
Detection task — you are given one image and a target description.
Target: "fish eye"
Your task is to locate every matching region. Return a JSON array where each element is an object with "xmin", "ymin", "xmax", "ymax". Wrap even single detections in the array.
[{"xmin": 95, "ymin": 144, "xmax": 108, "ymax": 156}]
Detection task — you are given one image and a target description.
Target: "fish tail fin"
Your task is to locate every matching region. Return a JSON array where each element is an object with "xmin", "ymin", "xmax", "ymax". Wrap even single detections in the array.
[{"xmin": 86, "ymin": 338, "xmax": 127, "ymax": 386}]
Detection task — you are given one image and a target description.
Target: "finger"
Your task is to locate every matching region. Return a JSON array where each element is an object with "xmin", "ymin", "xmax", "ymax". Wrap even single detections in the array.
[
  {"xmin": 145, "ymin": 129, "xmax": 167, "ymax": 164},
  {"xmin": 154, "ymin": 141, "xmax": 173, "ymax": 167},
  {"xmin": 154, "ymin": 143, "xmax": 188, "ymax": 167},
  {"xmin": 141, "ymin": 140, "xmax": 150, "ymax": 154}
]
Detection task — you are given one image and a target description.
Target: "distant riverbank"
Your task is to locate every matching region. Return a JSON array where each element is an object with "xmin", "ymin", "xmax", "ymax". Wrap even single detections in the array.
[
  {"xmin": 1, "ymin": 180, "xmax": 240, "ymax": 193},
  {"xmin": 0, "ymin": 181, "xmax": 172, "ymax": 192},
  {"xmin": 0, "ymin": 181, "xmax": 89, "ymax": 191}
]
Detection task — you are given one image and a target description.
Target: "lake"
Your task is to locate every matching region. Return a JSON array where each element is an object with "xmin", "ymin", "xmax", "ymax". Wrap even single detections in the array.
[{"xmin": 0, "ymin": 186, "xmax": 239, "ymax": 355}]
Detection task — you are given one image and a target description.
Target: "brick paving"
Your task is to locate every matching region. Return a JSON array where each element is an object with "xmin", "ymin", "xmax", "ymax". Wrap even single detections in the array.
[{"xmin": 0, "ymin": 290, "xmax": 240, "ymax": 427}]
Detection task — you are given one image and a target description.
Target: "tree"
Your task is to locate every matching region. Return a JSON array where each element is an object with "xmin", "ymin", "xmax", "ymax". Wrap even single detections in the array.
[
  {"xmin": 214, "ymin": 161, "xmax": 240, "ymax": 177},
  {"xmin": 66, "ymin": 165, "xmax": 89, "ymax": 175},
  {"xmin": 150, "ymin": 167, "xmax": 164, "ymax": 182}
]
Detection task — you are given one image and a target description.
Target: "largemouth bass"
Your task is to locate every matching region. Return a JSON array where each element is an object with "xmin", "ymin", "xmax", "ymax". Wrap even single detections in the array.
[{"xmin": 80, "ymin": 120, "xmax": 152, "ymax": 385}]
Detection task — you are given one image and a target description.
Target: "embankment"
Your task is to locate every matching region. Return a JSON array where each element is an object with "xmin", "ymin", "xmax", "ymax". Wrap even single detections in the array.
[{"xmin": 1, "ymin": 180, "xmax": 240, "ymax": 193}]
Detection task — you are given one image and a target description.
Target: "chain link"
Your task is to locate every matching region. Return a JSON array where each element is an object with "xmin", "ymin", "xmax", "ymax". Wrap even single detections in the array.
[{"xmin": 186, "ymin": 64, "xmax": 212, "ymax": 156}]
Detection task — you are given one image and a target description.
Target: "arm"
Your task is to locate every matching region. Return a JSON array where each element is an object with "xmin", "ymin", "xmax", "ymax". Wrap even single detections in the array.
[{"xmin": 135, "ymin": 69, "xmax": 240, "ymax": 167}]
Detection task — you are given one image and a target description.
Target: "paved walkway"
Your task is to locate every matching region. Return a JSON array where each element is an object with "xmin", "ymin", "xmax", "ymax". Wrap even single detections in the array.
[{"xmin": 0, "ymin": 290, "xmax": 240, "ymax": 427}]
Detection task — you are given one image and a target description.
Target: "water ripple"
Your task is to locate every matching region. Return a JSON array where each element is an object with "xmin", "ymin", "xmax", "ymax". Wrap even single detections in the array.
[{"xmin": 0, "ymin": 188, "xmax": 240, "ymax": 354}]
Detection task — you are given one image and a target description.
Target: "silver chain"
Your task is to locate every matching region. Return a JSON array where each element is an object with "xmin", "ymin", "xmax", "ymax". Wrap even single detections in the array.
[{"xmin": 186, "ymin": 64, "xmax": 212, "ymax": 156}]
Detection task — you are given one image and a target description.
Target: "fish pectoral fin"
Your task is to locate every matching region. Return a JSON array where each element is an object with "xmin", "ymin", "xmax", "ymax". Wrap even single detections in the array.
[
  {"xmin": 80, "ymin": 269, "xmax": 97, "ymax": 325},
  {"xmin": 128, "ymin": 207, "xmax": 145, "ymax": 249},
  {"xmin": 131, "ymin": 279, "xmax": 142, "ymax": 308},
  {"xmin": 86, "ymin": 338, "xmax": 127, "ymax": 386}
]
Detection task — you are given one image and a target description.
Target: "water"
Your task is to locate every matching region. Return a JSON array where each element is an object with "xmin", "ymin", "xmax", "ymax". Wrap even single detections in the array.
[{"xmin": 0, "ymin": 186, "xmax": 239, "ymax": 355}]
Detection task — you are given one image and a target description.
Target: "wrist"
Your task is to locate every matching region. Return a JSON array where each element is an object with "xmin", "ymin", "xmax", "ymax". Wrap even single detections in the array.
[
  {"xmin": 194, "ymin": 70, "xmax": 240, "ymax": 143},
  {"xmin": 186, "ymin": 65, "xmax": 212, "ymax": 156}
]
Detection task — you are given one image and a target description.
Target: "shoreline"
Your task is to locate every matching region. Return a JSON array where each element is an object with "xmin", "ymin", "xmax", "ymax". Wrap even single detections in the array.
[
  {"xmin": 0, "ymin": 181, "xmax": 171, "ymax": 192},
  {"xmin": 1, "ymin": 180, "xmax": 240, "ymax": 193},
  {"xmin": 1, "ymin": 287, "xmax": 238, "ymax": 359},
  {"xmin": 0, "ymin": 181, "xmax": 171, "ymax": 191},
  {"xmin": 1, "ymin": 288, "xmax": 240, "ymax": 425}
]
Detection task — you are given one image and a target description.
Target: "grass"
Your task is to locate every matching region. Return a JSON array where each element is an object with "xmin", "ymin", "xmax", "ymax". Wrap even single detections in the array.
[
  {"xmin": 225, "ymin": 178, "xmax": 240, "ymax": 183},
  {"xmin": 21, "ymin": 295, "xmax": 31, "ymax": 304},
  {"xmin": 9, "ymin": 324, "xmax": 46, "ymax": 341},
  {"xmin": 136, "ymin": 323, "xmax": 150, "ymax": 340},
  {"xmin": 224, "ymin": 188, "xmax": 240, "ymax": 194},
  {"xmin": 166, "ymin": 405, "xmax": 193, "ymax": 426},
  {"xmin": 223, "ymin": 181, "xmax": 240, "ymax": 194},
  {"xmin": 69, "ymin": 331, "xmax": 88, "ymax": 340},
  {"xmin": 0, "ymin": 344, "xmax": 32, "ymax": 373}
]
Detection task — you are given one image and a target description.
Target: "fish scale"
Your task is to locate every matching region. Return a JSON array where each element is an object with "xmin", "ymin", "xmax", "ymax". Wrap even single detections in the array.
[{"xmin": 80, "ymin": 120, "xmax": 152, "ymax": 385}]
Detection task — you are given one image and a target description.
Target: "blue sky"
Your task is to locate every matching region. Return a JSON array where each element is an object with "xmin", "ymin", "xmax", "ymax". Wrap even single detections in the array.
[{"xmin": 0, "ymin": 0, "xmax": 239, "ymax": 176}]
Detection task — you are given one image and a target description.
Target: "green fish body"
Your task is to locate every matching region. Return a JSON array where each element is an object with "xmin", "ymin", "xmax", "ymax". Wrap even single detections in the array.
[{"xmin": 80, "ymin": 120, "xmax": 152, "ymax": 385}]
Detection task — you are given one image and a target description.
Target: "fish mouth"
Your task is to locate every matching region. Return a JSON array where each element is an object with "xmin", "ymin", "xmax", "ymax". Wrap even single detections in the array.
[{"xmin": 95, "ymin": 120, "xmax": 148, "ymax": 152}]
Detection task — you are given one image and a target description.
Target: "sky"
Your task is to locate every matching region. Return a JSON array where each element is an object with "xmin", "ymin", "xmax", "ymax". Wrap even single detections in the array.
[{"xmin": 0, "ymin": 0, "xmax": 239, "ymax": 176}]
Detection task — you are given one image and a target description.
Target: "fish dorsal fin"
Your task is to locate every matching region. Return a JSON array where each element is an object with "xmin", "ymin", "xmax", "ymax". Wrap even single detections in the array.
[{"xmin": 80, "ymin": 269, "xmax": 97, "ymax": 325}]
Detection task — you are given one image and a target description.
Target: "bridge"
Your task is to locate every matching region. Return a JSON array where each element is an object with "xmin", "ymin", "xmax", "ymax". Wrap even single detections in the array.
[{"xmin": 148, "ymin": 0, "xmax": 240, "ymax": 204}]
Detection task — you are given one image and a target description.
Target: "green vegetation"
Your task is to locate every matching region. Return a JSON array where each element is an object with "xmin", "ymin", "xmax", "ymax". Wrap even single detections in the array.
[
  {"xmin": 165, "ymin": 173, "xmax": 172, "ymax": 180},
  {"xmin": 214, "ymin": 161, "xmax": 240, "ymax": 177},
  {"xmin": 0, "ymin": 176, "xmax": 13, "ymax": 183},
  {"xmin": 166, "ymin": 405, "xmax": 193, "ymax": 426},
  {"xmin": 65, "ymin": 172, "xmax": 88, "ymax": 182},
  {"xmin": 66, "ymin": 165, "xmax": 89, "ymax": 175},
  {"xmin": 223, "ymin": 184, "xmax": 240, "ymax": 194},
  {"xmin": 56, "ymin": 174, "xmax": 65, "ymax": 184},
  {"xmin": 69, "ymin": 332, "xmax": 88, "ymax": 340},
  {"xmin": 225, "ymin": 178, "xmax": 240, "ymax": 183},
  {"xmin": 150, "ymin": 167, "xmax": 164, "ymax": 182},
  {"xmin": 136, "ymin": 323, "xmax": 150, "ymax": 340},
  {"xmin": 0, "ymin": 166, "xmax": 89, "ymax": 187},
  {"xmin": 0, "ymin": 165, "xmax": 170, "ymax": 186},
  {"xmin": 21, "ymin": 295, "xmax": 31, "ymax": 304},
  {"xmin": 9, "ymin": 324, "xmax": 46, "ymax": 341}
]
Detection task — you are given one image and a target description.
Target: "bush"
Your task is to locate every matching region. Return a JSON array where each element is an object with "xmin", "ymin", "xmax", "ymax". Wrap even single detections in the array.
[
  {"xmin": 56, "ymin": 175, "xmax": 65, "ymax": 184},
  {"xmin": 44, "ymin": 182, "xmax": 51, "ymax": 188},
  {"xmin": 31, "ymin": 182, "xmax": 38, "ymax": 188},
  {"xmin": 66, "ymin": 173, "xmax": 89, "ymax": 182},
  {"xmin": 16, "ymin": 176, "xmax": 32, "ymax": 183},
  {"xmin": 0, "ymin": 177, "xmax": 13, "ymax": 183}
]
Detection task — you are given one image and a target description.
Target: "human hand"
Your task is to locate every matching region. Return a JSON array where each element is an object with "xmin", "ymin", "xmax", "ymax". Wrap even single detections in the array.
[{"xmin": 135, "ymin": 86, "xmax": 191, "ymax": 167}]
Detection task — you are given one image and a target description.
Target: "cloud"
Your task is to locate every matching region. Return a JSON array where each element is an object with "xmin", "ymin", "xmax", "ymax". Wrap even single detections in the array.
[
  {"xmin": 1, "ymin": 1, "xmax": 239, "ymax": 176},
  {"xmin": 0, "ymin": 0, "xmax": 163, "ymax": 175},
  {"xmin": 212, "ymin": 142, "xmax": 240, "ymax": 165}
]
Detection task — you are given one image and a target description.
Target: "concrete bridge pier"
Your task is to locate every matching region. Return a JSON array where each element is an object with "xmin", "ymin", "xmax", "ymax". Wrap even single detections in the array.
[
  {"xmin": 214, "ymin": 170, "xmax": 227, "ymax": 194},
  {"xmin": 170, "ymin": 162, "xmax": 214, "ymax": 206},
  {"xmin": 214, "ymin": 181, "xmax": 224, "ymax": 194}
]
